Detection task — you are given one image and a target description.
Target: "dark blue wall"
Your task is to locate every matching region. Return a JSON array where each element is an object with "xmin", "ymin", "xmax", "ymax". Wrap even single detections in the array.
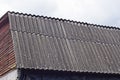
[{"xmin": 19, "ymin": 69, "xmax": 120, "ymax": 80}]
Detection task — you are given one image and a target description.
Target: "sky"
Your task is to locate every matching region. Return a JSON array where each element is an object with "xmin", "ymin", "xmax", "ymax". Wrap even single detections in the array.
[{"xmin": 0, "ymin": 0, "xmax": 120, "ymax": 27}]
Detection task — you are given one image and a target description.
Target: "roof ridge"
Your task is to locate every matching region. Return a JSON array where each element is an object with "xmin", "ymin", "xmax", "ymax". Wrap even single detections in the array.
[{"xmin": 7, "ymin": 11, "xmax": 120, "ymax": 30}]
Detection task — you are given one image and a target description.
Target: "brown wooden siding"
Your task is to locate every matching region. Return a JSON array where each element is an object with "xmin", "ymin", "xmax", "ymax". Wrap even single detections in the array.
[{"xmin": 0, "ymin": 23, "xmax": 16, "ymax": 76}]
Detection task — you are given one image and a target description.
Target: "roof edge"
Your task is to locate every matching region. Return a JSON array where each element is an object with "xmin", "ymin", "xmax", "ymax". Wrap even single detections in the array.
[
  {"xmin": 7, "ymin": 11, "xmax": 120, "ymax": 30},
  {"xmin": 0, "ymin": 11, "xmax": 9, "ymax": 28}
]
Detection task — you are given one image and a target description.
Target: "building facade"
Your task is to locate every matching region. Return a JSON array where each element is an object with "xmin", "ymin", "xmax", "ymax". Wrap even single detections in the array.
[{"xmin": 0, "ymin": 11, "xmax": 120, "ymax": 80}]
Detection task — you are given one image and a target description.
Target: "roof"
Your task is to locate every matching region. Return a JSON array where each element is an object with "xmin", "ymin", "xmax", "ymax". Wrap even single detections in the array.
[{"xmin": 2, "ymin": 11, "xmax": 120, "ymax": 74}]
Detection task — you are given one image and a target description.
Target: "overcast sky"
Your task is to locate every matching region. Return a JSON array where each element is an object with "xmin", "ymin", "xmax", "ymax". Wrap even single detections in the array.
[{"xmin": 0, "ymin": 0, "xmax": 120, "ymax": 27}]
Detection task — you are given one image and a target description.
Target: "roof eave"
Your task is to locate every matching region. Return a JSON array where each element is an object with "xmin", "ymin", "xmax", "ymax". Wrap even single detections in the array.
[{"xmin": 0, "ymin": 11, "xmax": 9, "ymax": 28}]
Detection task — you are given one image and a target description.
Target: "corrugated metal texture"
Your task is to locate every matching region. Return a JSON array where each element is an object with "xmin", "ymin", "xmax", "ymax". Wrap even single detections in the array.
[
  {"xmin": 8, "ymin": 12, "xmax": 120, "ymax": 74},
  {"xmin": 0, "ymin": 23, "xmax": 16, "ymax": 76}
]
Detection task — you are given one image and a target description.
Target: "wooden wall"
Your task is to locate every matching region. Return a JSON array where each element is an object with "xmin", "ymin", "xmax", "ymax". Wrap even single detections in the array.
[{"xmin": 0, "ymin": 23, "xmax": 16, "ymax": 76}]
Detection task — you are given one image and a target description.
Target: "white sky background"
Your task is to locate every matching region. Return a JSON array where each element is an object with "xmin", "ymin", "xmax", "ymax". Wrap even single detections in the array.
[{"xmin": 0, "ymin": 0, "xmax": 120, "ymax": 27}]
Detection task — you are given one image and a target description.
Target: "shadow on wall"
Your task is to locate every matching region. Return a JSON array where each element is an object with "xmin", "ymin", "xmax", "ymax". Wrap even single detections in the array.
[{"xmin": 20, "ymin": 69, "xmax": 120, "ymax": 80}]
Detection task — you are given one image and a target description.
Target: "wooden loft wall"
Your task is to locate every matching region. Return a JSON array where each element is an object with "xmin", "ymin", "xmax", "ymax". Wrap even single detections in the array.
[{"xmin": 0, "ymin": 21, "xmax": 16, "ymax": 76}]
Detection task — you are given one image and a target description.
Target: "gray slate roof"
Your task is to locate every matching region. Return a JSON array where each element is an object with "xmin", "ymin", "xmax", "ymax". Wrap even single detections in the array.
[{"xmin": 6, "ymin": 11, "xmax": 120, "ymax": 74}]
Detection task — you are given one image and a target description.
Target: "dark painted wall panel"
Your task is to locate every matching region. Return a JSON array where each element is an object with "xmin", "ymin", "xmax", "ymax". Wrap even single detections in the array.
[{"xmin": 20, "ymin": 70, "xmax": 120, "ymax": 80}]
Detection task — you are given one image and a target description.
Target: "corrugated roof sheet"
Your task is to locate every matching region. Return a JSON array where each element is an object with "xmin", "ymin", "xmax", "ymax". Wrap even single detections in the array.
[{"xmin": 6, "ymin": 11, "xmax": 120, "ymax": 74}]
